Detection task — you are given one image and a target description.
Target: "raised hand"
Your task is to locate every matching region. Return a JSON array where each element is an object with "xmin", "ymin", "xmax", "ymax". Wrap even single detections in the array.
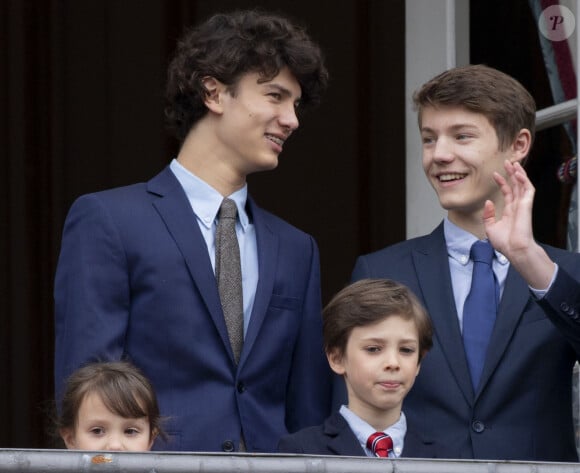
[{"xmin": 483, "ymin": 160, "xmax": 555, "ymax": 290}]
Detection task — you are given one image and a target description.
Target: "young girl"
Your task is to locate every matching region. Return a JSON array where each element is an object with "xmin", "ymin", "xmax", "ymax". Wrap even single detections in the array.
[{"xmin": 56, "ymin": 361, "xmax": 163, "ymax": 451}]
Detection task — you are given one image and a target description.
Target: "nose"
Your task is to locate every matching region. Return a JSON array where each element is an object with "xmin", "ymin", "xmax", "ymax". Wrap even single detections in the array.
[
  {"xmin": 383, "ymin": 350, "xmax": 400, "ymax": 370},
  {"xmin": 105, "ymin": 434, "xmax": 125, "ymax": 451},
  {"xmin": 431, "ymin": 136, "xmax": 454, "ymax": 163},
  {"xmin": 279, "ymin": 103, "xmax": 299, "ymax": 133}
]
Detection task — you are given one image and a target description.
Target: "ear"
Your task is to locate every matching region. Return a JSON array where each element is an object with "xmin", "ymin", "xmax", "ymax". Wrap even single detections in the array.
[
  {"xmin": 509, "ymin": 128, "xmax": 532, "ymax": 163},
  {"xmin": 415, "ymin": 362, "xmax": 421, "ymax": 377},
  {"xmin": 326, "ymin": 349, "xmax": 346, "ymax": 376},
  {"xmin": 60, "ymin": 428, "xmax": 77, "ymax": 449},
  {"xmin": 201, "ymin": 76, "xmax": 225, "ymax": 114}
]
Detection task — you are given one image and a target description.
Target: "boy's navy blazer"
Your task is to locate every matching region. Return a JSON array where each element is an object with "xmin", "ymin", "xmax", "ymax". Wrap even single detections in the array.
[
  {"xmin": 278, "ymin": 411, "xmax": 439, "ymax": 458},
  {"xmin": 351, "ymin": 222, "xmax": 580, "ymax": 461},
  {"xmin": 54, "ymin": 166, "xmax": 332, "ymax": 452}
]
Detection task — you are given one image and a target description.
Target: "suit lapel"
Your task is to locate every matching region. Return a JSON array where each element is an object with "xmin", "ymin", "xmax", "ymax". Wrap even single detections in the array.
[
  {"xmin": 239, "ymin": 198, "xmax": 278, "ymax": 365},
  {"xmin": 412, "ymin": 223, "xmax": 474, "ymax": 403},
  {"xmin": 477, "ymin": 265, "xmax": 530, "ymax": 395},
  {"xmin": 147, "ymin": 168, "xmax": 234, "ymax": 360},
  {"xmin": 324, "ymin": 412, "xmax": 367, "ymax": 456}
]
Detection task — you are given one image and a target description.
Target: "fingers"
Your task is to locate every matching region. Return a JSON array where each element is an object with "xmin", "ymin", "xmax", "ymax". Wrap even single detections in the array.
[
  {"xmin": 493, "ymin": 170, "xmax": 514, "ymax": 207},
  {"xmin": 511, "ymin": 161, "xmax": 535, "ymax": 201},
  {"xmin": 482, "ymin": 199, "xmax": 496, "ymax": 225}
]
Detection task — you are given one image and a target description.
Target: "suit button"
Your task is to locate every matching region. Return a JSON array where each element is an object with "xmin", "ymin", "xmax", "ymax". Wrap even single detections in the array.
[
  {"xmin": 222, "ymin": 440, "xmax": 235, "ymax": 452},
  {"xmin": 237, "ymin": 382, "xmax": 246, "ymax": 393},
  {"xmin": 561, "ymin": 302, "xmax": 570, "ymax": 312},
  {"xmin": 472, "ymin": 421, "xmax": 485, "ymax": 433}
]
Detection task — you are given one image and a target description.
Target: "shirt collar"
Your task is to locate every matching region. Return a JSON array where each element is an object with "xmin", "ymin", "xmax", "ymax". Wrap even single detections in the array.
[
  {"xmin": 443, "ymin": 217, "xmax": 508, "ymax": 265},
  {"xmin": 170, "ymin": 159, "xmax": 250, "ymax": 230},
  {"xmin": 339, "ymin": 405, "xmax": 406, "ymax": 457}
]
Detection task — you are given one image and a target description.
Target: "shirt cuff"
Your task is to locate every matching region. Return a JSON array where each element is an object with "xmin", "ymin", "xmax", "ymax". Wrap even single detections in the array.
[{"xmin": 529, "ymin": 263, "xmax": 559, "ymax": 299}]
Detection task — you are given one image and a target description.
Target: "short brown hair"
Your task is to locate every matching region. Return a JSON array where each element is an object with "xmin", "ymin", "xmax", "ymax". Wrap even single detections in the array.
[
  {"xmin": 413, "ymin": 64, "xmax": 536, "ymax": 151},
  {"xmin": 56, "ymin": 361, "xmax": 164, "ymax": 441},
  {"xmin": 323, "ymin": 279, "xmax": 433, "ymax": 362}
]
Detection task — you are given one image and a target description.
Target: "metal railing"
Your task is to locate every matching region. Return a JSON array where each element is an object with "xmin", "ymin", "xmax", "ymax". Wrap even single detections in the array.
[
  {"xmin": 535, "ymin": 98, "xmax": 577, "ymax": 131},
  {"xmin": 1, "ymin": 449, "xmax": 579, "ymax": 473}
]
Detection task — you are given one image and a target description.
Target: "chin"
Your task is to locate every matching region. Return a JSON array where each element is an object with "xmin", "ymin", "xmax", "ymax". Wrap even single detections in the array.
[{"xmin": 258, "ymin": 159, "xmax": 279, "ymax": 172}]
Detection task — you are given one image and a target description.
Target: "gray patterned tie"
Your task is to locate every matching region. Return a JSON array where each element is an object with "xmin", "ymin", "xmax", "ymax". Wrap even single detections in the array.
[{"xmin": 215, "ymin": 198, "xmax": 244, "ymax": 364}]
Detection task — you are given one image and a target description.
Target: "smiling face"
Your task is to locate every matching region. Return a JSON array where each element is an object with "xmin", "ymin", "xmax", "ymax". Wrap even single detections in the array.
[
  {"xmin": 328, "ymin": 315, "xmax": 421, "ymax": 431},
  {"xmin": 212, "ymin": 66, "xmax": 301, "ymax": 178},
  {"xmin": 420, "ymin": 105, "xmax": 529, "ymax": 230},
  {"xmin": 61, "ymin": 392, "xmax": 154, "ymax": 451}
]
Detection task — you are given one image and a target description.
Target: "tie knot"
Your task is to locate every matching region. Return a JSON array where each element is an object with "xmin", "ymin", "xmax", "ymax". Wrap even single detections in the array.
[
  {"xmin": 366, "ymin": 432, "xmax": 393, "ymax": 458},
  {"xmin": 219, "ymin": 198, "xmax": 238, "ymax": 220},
  {"xmin": 470, "ymin": 240, "xmax": 494, "ymax": 265}
]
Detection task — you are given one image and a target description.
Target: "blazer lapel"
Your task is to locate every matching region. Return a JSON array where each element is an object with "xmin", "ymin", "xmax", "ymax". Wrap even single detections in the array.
[
  {"xmin": 147, "ymin": 168, "xmax": 234, "ymax": 360},
  {"xmin": 324, "ymin": 412, "xmax": 367, "ymax": 456},
  {"xmin": 477, "ymin": 265, "xmax": 530, "ymax": 395},
  {"xmin": 239, "ymin": 198, "xmax": 278, "ymax": 365},
  {"xmin": 412, "ymin": 223, "xmax": 474, "ymax": 404}
]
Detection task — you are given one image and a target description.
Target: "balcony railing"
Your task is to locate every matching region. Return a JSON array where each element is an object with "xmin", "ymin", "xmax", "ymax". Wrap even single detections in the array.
[{"xmin": 1, "ymin": 449, "xmax": 579, "ymax": 473}]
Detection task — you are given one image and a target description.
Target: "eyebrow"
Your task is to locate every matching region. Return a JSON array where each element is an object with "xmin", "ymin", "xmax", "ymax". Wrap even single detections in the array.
[
  {"xmin": 264, "ymin": 83, "xmax": 301, "ymax": 102},
  {"xmin": 361, "ymin": 337, "xmax": 419, "ymax": 344},
  {"xmin": 421, "ymin": 123, "xmax": 479, "ymax": 134}
]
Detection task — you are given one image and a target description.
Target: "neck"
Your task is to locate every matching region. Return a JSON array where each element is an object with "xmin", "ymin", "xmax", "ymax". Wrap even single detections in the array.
[{"xmin": 177, "ymin": 124, "xmax": 246, "ymax": 197}]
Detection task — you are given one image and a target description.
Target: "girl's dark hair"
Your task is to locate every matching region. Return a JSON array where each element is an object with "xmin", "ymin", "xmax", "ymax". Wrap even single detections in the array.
[
  {"xmin": 56, "ymin": 361, "xmax": 164, "ymax": 441},
  {"xmin": 165, "ymin": 10, "xmax": 328, "ymax": 141}
]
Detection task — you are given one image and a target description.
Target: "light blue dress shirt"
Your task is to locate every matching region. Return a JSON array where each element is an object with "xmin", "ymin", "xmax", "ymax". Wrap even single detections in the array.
[
  {"xmin": 339, "ymin": 405, "xmax": 406, "ymax": 458},
  {"xmin": 444, "ymin": 218, "xmax": 557, "ymax": 332},
  {"xmin": 170, "ymin": 159, "xmax": 258, "ymax": 335}
]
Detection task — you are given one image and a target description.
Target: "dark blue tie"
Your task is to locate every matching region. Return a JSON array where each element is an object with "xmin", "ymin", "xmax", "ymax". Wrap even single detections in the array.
[{"xmin": 462, "ymin": 240, "xmax": 498, "ymax": 390}]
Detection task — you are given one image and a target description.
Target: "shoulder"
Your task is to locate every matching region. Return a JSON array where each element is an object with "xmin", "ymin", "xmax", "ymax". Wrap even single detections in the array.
[
  {"xmin": 278, "ymin": 412, "xmax": 351, "ymax": 454},
  {"xmin": 353, "ymin": 230, "xmax": 441, "ymax": 277},
  {"xmin": 66, "ymin": 167, "xmax": 175, "ymax": 218}
]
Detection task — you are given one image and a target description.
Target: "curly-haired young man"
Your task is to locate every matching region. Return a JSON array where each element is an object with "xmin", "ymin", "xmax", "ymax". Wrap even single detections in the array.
[{"xmin": 54, "ymin": 10, "xmax": 332, "ymax": 453}]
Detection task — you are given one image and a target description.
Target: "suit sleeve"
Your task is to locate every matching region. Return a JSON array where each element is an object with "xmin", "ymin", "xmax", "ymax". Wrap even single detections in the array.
[
  {"xmin": 54, "ymin": 194, "xmax": 130, "ymax": 402},
  {"xmin": 538, "ymin": 265, "xmax": 580, "ymax": 357},
  {"xmin": 285, "ymin": 236, "xmax": 332, "ymax": 432}
]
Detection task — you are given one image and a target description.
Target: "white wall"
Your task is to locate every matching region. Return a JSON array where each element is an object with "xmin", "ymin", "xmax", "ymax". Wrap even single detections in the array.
[{"xmin": 405, "ymin": 0, "xmax": 469, "ymax": 238}]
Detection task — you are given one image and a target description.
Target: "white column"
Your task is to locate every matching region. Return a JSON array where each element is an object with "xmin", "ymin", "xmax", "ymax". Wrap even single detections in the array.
[{"xmin": 405, "ymin": 0, "xmax": 469, "ymax": 238}]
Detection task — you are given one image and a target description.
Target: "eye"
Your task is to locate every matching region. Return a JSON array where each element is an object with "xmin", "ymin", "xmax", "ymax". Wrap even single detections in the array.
[
  {"xmin": 125, "ymin": 427, "xmax": 140, "ymax": 436},
  {"xmin": 89, "ymin": 427, "xmax": 105, "ymax": 436},
  {"xmin": 268, "ymin": 92, "xmax": 282, "ymax": 100},
  {"xmin": 400, "ymin": 346, "xmax": 417, "ymax": 355},
  {"xmin": 364, "ymin": 346, "xmax": 381, "ymax": 353},
  {"xmin": 456, "ymin": 133, "xmax": 471, "ymax": 141},
  {"xmin": 421, "ymin": 135, "xmax": 435, "ymax": 145}
]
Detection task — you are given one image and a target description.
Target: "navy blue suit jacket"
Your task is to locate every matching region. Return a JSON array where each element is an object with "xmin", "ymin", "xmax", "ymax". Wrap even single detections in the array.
[
  {"xmin": 277, "ymin": 411, "xmax": 440, "ymax": 458},
  {"xmin": 351, "ymin": 222, "xmax": 580, "ymax": 461},
  {"xmin": 54, "ymin": 166, "xmax": 332, "ymax": 452}
]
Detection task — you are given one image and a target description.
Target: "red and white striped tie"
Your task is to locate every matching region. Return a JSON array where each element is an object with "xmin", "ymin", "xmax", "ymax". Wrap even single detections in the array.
[{"xmin": 367, "ymin": 432, "xmax": 393, "ymax": 458}]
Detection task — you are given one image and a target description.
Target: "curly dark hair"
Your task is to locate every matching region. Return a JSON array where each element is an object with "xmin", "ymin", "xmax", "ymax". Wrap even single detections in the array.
[{"xmin": 165, "ymin": 10, "xmax": 328, "ymax": 141}]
